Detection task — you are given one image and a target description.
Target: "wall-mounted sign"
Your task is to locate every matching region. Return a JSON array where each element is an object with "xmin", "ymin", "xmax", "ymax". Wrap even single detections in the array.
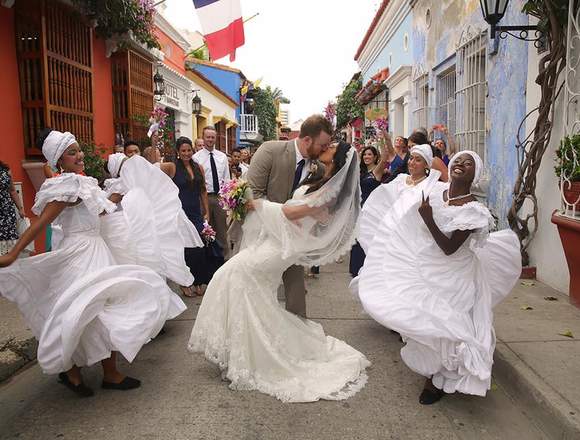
[{"xmin": 162, "ymin": 81, "xmax": 180, "ymax": 108}]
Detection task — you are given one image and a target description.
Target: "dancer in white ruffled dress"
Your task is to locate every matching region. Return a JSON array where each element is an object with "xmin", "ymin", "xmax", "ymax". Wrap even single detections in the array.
[
  {"xmin": 0, "ymin": 130, "xmax": 186, "ymax": 397},
  {"xmin": 352, "ymin": 147, "xmax": 521, "ymax": 404},
  {"xmin": 189, "ymin": 142, "xmax": 370, "ymax": 403},
  {"xmin": 101, "ymin": 152, "xmax": 203, "ymax": 288}
]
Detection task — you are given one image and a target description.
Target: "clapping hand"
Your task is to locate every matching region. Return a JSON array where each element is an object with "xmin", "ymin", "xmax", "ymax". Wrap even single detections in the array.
[{"xmin": 418, "ymin": 191, "xmax": 433, "ymax": 223}]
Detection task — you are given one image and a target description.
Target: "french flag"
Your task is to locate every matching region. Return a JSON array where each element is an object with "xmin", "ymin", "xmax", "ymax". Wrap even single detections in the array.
[{"xmin": 193, "ymin": 0, "xmax": 245, "ymax": 62}]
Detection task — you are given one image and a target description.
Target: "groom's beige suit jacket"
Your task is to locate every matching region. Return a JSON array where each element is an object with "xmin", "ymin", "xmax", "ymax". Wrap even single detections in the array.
[{"xmin": 246, "ymin": 139, "xmax": 307, "ymax": 317}]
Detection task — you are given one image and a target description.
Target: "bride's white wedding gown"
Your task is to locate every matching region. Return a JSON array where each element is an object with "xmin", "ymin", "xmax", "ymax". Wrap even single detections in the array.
[{"xmin": 188, "ymin": 186, "xmax": 369, "ymax": 403}]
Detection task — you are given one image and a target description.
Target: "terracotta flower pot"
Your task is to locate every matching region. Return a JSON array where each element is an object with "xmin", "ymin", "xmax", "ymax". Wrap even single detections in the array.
[
  {"xmin": 552, "ymin": 211, "xmax": 580, "ymax": 308},
  {"xmin": 561, "ymin": 180, "xmax": 580, "ymax": 209}
]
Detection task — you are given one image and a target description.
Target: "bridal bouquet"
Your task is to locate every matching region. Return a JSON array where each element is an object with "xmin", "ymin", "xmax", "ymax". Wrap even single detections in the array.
[
  {"xmin": 218, "ymin": 179, "xmax": 251, "ymax": 221},
  {"xmin": 201, "ymin": 221, "xmax": 216, "ymax": 244}
]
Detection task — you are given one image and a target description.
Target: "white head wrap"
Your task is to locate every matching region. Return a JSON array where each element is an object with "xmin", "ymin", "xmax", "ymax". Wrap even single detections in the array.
[
  {"xmin": 42, "ymin": 130, "xmax": 77, "ymax": 169},
  {"xmin": 107, "ymin": 153, "xmax": 126, "ymax": 178},
  {"xmin": 410, "ymin": 144, "xmax": 433, "ymax": 168},
  {"xmin": 448, "ymin": 150, "xmax": 483, "ymax": 186}
]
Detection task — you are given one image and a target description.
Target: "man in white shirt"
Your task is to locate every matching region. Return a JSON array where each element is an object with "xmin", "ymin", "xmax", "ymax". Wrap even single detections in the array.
[{"xmin": 193, "ymin": 126, "xmax": 231, "ymax": 259}]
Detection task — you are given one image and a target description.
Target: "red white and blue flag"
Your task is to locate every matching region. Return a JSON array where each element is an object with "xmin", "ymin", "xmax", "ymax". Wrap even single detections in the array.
[{"xmin": 193, "ymin": 0, "xmax": 245, "ymax": 62}]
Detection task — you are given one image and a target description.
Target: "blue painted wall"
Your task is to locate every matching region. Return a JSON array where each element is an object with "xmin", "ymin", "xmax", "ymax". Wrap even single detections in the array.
[
  {"xmin": 189, "ymin": 62, "xmax": 243, "ymax": 144},
  {"xmin": 411, "ymin": 0, "xmax": 528, "ymax": 226},
  {"xmin": 362, "ymin": 13, "xmax": 414, "ymax": 84}
]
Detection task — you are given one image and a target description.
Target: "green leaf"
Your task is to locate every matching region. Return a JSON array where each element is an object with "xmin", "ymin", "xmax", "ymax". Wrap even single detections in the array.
[
  {"xmin": 558, "ymin": 330, "xmax": 574, "ymax": 338},
  {"xmin": 521, "ymin": 305, "xmax": 534, "ymax": 310}
]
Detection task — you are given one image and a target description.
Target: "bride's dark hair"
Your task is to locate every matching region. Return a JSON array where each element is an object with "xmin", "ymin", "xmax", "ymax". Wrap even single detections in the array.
[{"xmin": 303, "ymin": 141, "xmax": 351, "ymax": 194}]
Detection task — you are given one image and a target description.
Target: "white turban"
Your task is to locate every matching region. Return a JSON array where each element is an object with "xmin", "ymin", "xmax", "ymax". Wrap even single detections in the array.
[
  {"xmin": 42, "ymin": 131, "xmax": 77, "ymax": 169},
  {"xmin": 107, "ymin": 153, "xmax": 126, "ymax": 178},
  {"xmin": 448, "ymin": 150, "xmax": 483, "ymax": 186},
  {"xmin": 410, "ymin": 144, "xmax": 433, "ymax": 168}
]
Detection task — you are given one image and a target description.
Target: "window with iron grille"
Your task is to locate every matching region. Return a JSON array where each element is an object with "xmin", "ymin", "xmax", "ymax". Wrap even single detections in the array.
[
  {"xmin": 15, "ymin": 0, "xmax": 93, "ymax": 156},
  {"xmin": 412, "ymin": 74, "xmax": 429, "ymax": 130},
  {"xmin": 436, "ymin": 67, "xmax": 456, "ymax": 136},
  {"xmin": 111, "ymin": 50, "xmax": 154, "ymax": 150},
  {"xmin": 455, "ymin": 29, "xmax": 487, "ymax": 160}
]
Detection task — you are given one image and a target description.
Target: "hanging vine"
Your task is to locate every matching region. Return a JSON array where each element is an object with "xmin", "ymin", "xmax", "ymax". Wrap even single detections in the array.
[{"xmin": 508, "ymin": 0, "xmax": 575, "ymax": 266}]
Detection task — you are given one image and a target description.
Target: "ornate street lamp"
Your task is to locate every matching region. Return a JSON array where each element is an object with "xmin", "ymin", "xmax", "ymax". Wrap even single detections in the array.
[
  {"xmin": 191, "ymin": 90, "xmax": 202, "ymax": 115},
  {"xmin": 153, "ymin": 66, "xmax": 165, "ymax": 102},
  {"xmin": 479, "ymin": 0, "xmax": 544, "ymax": 45}
]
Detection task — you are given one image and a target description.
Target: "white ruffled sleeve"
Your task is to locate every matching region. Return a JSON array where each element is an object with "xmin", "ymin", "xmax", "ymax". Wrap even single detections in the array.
[
  {"xmin": 439, "ymin": 202, "xmax": 494, "ymax": 247},
  {"xmin": 103, "ymin": 178, "xmax": 128, "ymax": 197},
  {"xmin": 33, "ymin": 174, "xmax": 116, "ymax": 216}
]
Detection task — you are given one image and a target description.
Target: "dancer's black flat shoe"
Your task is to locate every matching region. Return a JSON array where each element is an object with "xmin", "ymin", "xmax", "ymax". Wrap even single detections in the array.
[
  {"xmin": 102, "ymin": 376, "xmax": 141, "ymax": 390},
  {"xmin": 58, "ymin": 373, "xmax": 94, "ymax": 398},
  {"xmin": 419, "ymin": 387, "xmax": 444, "ymax": 405}
]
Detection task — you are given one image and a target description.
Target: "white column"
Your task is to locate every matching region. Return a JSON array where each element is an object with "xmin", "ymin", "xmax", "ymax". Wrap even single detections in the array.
[{"xmin": 403, "ymin": 94, "xmax": 411, "ymax": 136}]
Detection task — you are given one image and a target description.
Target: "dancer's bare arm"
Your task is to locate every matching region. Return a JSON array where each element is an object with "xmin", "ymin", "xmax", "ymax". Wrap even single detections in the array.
[{"xmin": 0, "ymin": 201, "xmax": 68, "ymax": 267}]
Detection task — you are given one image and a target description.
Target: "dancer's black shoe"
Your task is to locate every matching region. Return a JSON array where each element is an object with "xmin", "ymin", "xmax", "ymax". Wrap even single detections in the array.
[
  {"xmin": 419, "ymin": 387, "xmax": 444, "ymax": 405},
  {"xmin": 58, "ymin": 372, "xmax": 94, "ymax": 398},
  {"xmin": 102, "ymin": 376, "xmax": 141, "ymax": 390}
]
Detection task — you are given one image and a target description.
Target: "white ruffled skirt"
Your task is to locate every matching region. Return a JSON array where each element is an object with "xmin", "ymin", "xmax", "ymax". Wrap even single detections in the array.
[{"xmin": 0, "ymin": 232, "xmax": 186, "ymax": 375}]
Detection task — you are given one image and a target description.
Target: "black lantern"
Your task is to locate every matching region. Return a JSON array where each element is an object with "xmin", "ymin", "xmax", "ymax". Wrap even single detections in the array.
[
  {"xmin": 479, "ymin": 0, "xmax": 508, "ymax": 26},
  {"xmin": 153, "ymin": 68, "xmax": 165, "ymax": 102},
  {"xmin": 191, "ymin": 90, "xmax": 202, "ymax": 115},
  {"xmin": 479, "ymin": 0, "xmax": 543, "ymax": 44}
]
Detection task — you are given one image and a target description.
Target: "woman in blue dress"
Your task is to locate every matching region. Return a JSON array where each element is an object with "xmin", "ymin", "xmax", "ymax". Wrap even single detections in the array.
[{"xmin": 173, "ymin": 137, "xmax": 223, "ymax": 296}]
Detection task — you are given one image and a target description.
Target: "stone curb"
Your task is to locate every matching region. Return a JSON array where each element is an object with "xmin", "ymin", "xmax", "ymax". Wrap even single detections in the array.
[
  {"xmin": 493, "ymin": 342, "xmax": 580, "ymax": 440},
  {"xmin": 0, "ymin": 337, "xmax": 37, "ymax": 383}
]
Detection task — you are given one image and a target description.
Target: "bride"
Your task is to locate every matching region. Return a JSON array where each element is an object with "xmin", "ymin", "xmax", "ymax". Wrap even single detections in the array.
[{"xmin": 188, "ymin": 141, "xmax": 370, "ymax": 403}]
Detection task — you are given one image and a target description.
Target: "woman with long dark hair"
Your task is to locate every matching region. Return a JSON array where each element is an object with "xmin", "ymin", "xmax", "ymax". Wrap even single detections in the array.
[
  {"xmin": 173, "ymin": 136, "xmax": 221, "ymax": 297},
  {"xmin": 0, "ymin": 161, "xmax": 25, "ymax": 256},
  {"xmin": 189, "ymin": 141, "xmax": 369, "ymax": 402}
]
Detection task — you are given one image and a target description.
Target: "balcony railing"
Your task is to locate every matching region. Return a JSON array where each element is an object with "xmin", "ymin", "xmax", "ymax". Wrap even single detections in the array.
[{"xmin": 240, "ymin": 113, "xmax": 259, "ymax": 133}]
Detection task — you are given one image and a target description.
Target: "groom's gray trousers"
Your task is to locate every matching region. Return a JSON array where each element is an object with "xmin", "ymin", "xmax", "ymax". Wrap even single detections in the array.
[{"xmin": 282, "ymin": 265, "xmax": 306, "ymax": 318}]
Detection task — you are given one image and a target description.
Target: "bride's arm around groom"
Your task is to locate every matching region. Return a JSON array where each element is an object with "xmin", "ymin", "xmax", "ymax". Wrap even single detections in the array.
[{"xmin": 247, "ymin": 138, "xmax": 308, "ymax": 318}]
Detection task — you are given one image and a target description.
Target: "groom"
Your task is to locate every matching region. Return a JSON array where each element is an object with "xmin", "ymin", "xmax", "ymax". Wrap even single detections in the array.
[{"xmin": 247, "ymin": 115, "xmax": 333, "ymax": 318}]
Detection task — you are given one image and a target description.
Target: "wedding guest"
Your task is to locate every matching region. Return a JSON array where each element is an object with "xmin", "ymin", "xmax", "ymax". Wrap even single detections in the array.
[
  {"xmin": 193, "ymin": 126, "xmax": 231, "ymax": 259},
  {"xmin": 240, "ymin": 147, "xmax": 251, "ymax": 166},
  {"xmin": 408, "ymin": 131, "xmax": 448, "ymax": 182},
  {"xmin": 230, "ymin": 148, "xmax": 244, "ymax": 179},
  {"xmin": 0, "ymin": 161, "xmax": 24, "ymax": 256},
  {"xmin": 194, "ymin": 138, "xmax": 205, "ymax": 153},
  {"xmin": 175, "ymin": 136, "xmax": 221, "ymax": 296},
  {"xmin": 124, "ymin": 140, "xmax": 141, "ymax": 158}
]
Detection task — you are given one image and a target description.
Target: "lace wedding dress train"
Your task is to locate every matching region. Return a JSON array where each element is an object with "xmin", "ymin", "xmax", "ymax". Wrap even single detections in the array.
[{"xmin": 188, "ymin": 186, "xmax": 369, "ymax": 403}]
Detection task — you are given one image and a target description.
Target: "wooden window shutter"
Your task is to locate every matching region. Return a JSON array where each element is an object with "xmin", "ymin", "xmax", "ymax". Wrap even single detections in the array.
[
  {"xmin": 216, "ymin": 121, "xmax": 226, "ymax": 152},
  {"xmin": 15, "ymin": 0, "xmax": 94, "ymax": 156},
  {"xmin": 112, "ymin": 50, "xmax": 154, "ymax": 148},
  {"xmin": 227, "ymin": 126, "xmax": 236, "ymax": 153}
]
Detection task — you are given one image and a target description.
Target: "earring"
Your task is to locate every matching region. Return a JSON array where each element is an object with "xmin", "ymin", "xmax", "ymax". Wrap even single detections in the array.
[{"xmin": 425, "ymin": 169, "xmax": 430, "ymax": 176}]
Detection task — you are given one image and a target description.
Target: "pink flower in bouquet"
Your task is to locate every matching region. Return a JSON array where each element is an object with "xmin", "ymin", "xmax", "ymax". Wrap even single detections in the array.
[
  {"xmin": 218, "ymin": 179, "xmax": 251, "ymax": 221},
  {"xmin": 201, "ymin": 221, "xmax": 216, "ymax": 243}
]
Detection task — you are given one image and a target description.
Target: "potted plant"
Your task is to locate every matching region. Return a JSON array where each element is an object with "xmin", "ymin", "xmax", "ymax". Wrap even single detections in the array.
[
  {"xmin": 552, "ymin": 133, "xmax": 580, "ymax": 307},
  {"xmin": 555, "ymin": 134, "xmax": 580, "ymax": 209}
]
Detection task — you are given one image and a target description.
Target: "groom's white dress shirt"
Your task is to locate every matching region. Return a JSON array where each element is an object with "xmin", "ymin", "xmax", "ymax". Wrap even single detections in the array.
[{"xmin": 294, "ymin": 139, "xmax": 310, "ymax": 182}]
